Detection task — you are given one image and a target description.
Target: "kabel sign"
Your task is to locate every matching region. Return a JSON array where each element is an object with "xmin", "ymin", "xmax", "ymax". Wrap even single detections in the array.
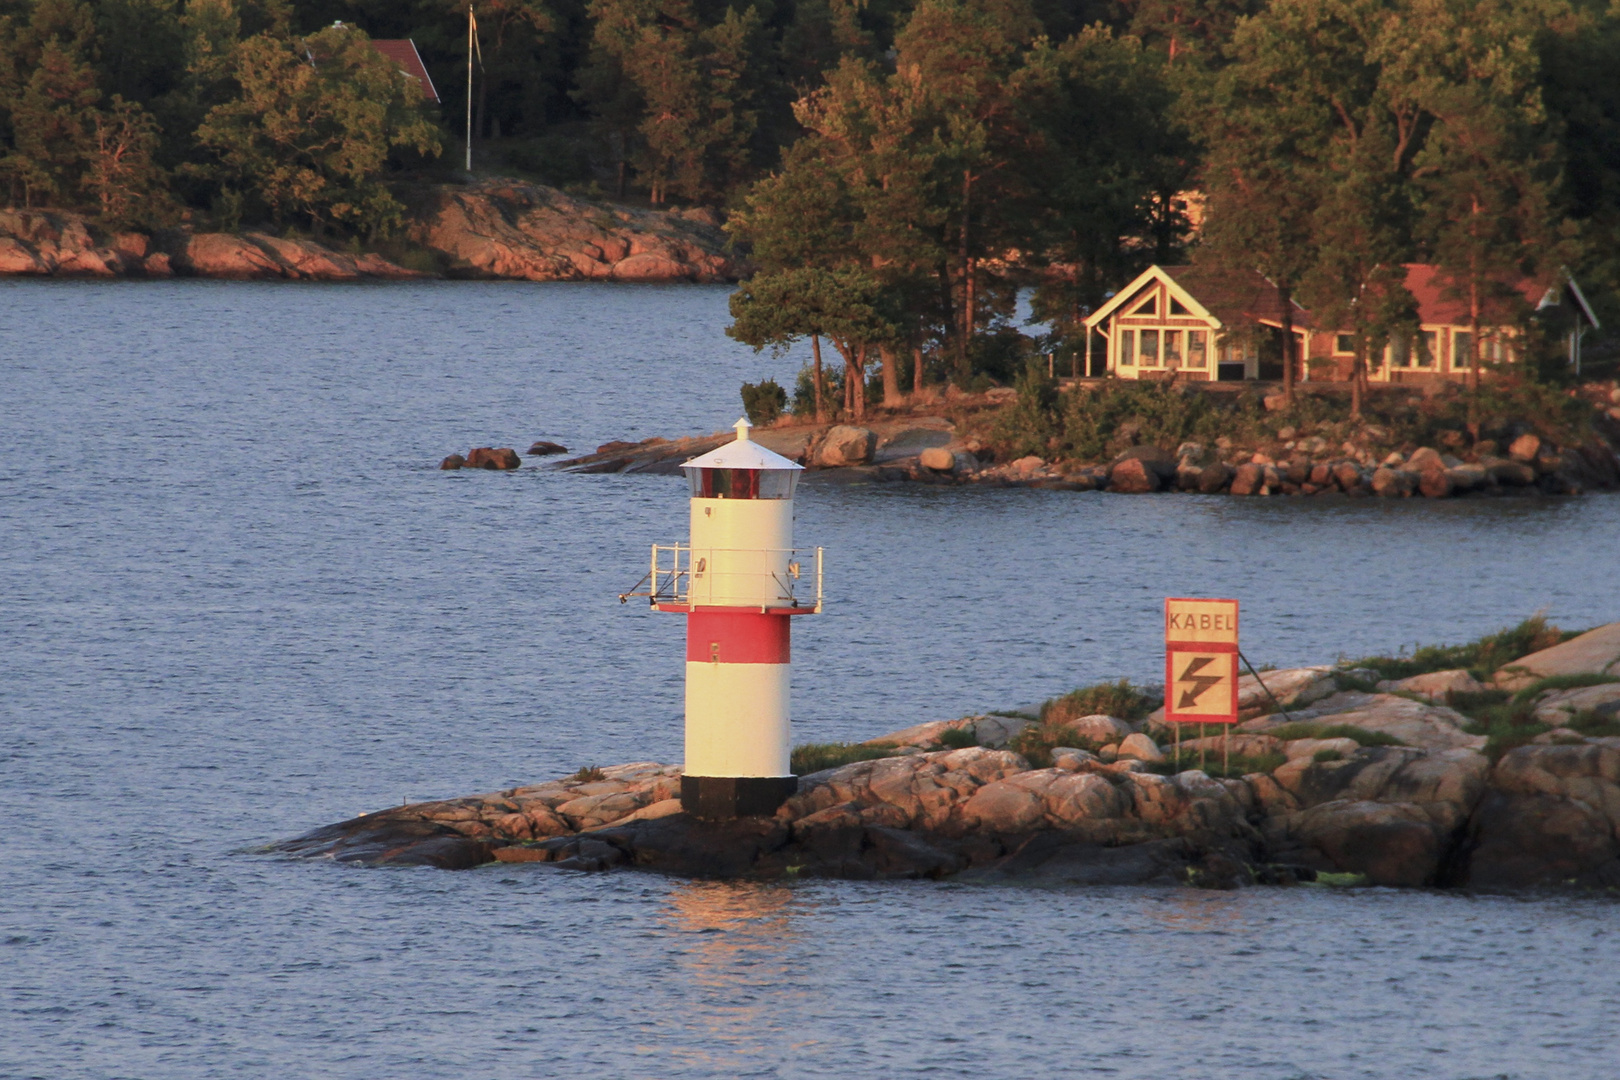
[{"xmin": 1164, "ymin": 598, "xmax": 1239, "ymax": 725}]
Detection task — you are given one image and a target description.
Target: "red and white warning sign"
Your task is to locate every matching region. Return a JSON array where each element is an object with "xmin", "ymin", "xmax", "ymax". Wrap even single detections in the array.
[{"xmin": 1165, "ymin": 598, "xmax": 1239, "ymax": 725}]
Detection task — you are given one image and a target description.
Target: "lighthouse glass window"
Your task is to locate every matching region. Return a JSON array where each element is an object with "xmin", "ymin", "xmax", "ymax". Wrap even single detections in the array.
[{"xmin": 689, "ymin": 467, "xmax": 797, "ymax": 499}]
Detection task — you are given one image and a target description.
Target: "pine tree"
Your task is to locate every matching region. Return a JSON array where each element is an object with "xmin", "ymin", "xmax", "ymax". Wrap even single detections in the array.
[
  {"xmin": 1402, "ymin": 0, "xmax": 1571, "ymax": 390},
  {"xmin": 193, "ymin": 22, "xmax": 441, "ymax": 234}
]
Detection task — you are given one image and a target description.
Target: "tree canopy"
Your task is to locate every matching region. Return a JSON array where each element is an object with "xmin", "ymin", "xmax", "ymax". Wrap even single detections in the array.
[{"xmin": 0, "ymin": 0, "xmax": 1616, "ymax": 385}]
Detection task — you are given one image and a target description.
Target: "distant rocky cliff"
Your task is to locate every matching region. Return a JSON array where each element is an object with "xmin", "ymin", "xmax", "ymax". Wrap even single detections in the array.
[
  {"xmin": 0, "ymin": 181, "xmax": 746, "ymax": 282},
  {"xmin": 406, "ymin": 180, "xmax": 743, "ymax": 282}
]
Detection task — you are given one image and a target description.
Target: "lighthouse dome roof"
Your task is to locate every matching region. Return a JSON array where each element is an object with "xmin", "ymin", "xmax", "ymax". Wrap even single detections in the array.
[{"xmin": 682, "ymin": 418, "xmax": 804, "ymax": 472}]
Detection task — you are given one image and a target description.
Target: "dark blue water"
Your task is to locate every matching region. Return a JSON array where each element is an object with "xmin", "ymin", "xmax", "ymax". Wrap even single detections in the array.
[{"xmin": 3, "ymin": 280, "xmax": 1617, "ymax": 1079}]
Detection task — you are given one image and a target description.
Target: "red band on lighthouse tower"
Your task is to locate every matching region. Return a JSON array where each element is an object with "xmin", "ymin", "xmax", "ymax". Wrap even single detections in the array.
[{"xmin": 686, "ymin": 610, "xmax": 791, "ymax": 664}]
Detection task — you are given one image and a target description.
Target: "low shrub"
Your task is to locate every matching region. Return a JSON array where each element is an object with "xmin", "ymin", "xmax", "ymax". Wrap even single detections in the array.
[
  {"xmin": 741, "ymin": 379, "xmax": 787, "ymax": 425},
  {"xmin": 1040, "ymin": 679, "xmax": 1160, "ymax": 726},
  {"xmin": 571, "ymin": 765, "xmax": 606, "ymax": 782},
  {"xmin": 937, "ymin": 727, "xmax": 979, "ymax": 750},
  {"xmin": 791, "ymin": 742, "xmax": 896, "ymax": 775},
  {"xmin": 1566, "ymin": 710, "xmax": 1620, "ymax": 738},
  {"xmin": 1265, "ymin": 722, "xmax": 1406, "ymax": 747},
  {"xmin": 1446, "ymin": 674, "xmax": 1620, "ymax": 758},
  {"xmin": 1150, "ymin": 750, "xmax": 1286, "ymax": 780},
  {"xmin": 1008, "ymin": 725, "xmax": 1059, "ymax": 768},
  {"xmin": 1313, "ymin": 748, "xmax": 1345, "ymax": 763}
]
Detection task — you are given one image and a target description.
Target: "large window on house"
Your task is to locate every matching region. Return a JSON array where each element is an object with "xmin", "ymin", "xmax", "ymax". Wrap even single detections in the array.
[
  {"xmin": 1453, "ymin": 330, "xmax": 1475, "ymax": 371},
  {"xmin": 1170, "ymin": 295, "xmax": 1192, "ymax": 316},
  {"xmin": 1118, "ymin": 328, "xmax": 1135, "ymax": 366},
  {"xmin": 1419, "ymin": 330, "xmax": 1437, "ymax": 367},
  {"xmin": 1335, "ymin": 334, "xmax": 1355, "ymax": 355},
  {"xmin": 1187, "ymin": 331, "xmax": 1207, "ymax": 368},
  {"xmin": 1388, "ymin": 334, "xmax": 1412, "ymax": 368},
  {"xmin": 1128, "ymin": 292, "xmax": 1158, "ymax": 316},
  {"xmin": 1139, "ymin": 329, "xmax": 1160, "ymax": 366},
  {"xmin": 1164, "ymin": 330, "xmax": 1182, "ymax": 366}
]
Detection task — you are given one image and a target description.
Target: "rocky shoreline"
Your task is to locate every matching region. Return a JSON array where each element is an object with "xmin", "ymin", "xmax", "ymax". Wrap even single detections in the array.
[
  {"xmin": 274, "ymin": 622, "xmax": 1620, "ymax": 891},
  {"xmin": 554, "ymin": 385, "xmax": 1620, "ymax": 499},
  {"xmin": 0, "ymin": 181, "xmax": 744, "ymax": 283}
]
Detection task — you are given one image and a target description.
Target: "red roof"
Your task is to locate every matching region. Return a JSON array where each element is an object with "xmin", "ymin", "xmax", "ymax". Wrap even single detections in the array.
[
  {"xmin": 1160, "ymin": 265, "xmax": 1314, "ymax": 329},
  {"xmin": 1402, "ymin": 263, "xmax": 1546, "ymax": 326},
  {"xmin": 371, "ymin": 39, "xmax": 438, "ymax": 104}
]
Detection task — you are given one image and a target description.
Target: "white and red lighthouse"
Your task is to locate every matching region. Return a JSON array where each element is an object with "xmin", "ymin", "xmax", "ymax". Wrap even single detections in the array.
[{"xmin": 623, "ymin": 418, "xmax": 822, "ymax": 819}]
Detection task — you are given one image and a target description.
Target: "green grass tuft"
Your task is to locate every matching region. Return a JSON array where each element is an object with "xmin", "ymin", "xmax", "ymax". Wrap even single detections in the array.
[
  {"xmin": 571, "ymin": 765, "xmax": 606, "ymax": 782},
  {"xmin": 937, "ymin": 727, "xmax": 980, "ymax": 750},
  {"xmin": 791, "ymin": 742, "xmax": 898, "ymax": 775},
  {"xmin": 1151, "ymin": 751, "xmax": 1287, "ymax": 780},
  {"xmin": 1313, "ymin": 749, "xmax": 1345, "ymax": 763},
  {"xmin": 1040, "ymin": 679, "xmax": 1160, "ymax": 726},
  {"xmin": 1343, "ymin": 616, "xmax": 1572, "ymax": 681},
  {"xmin": 1508, "ymin": 672, "xmax": 1620, "ymax": 708}
]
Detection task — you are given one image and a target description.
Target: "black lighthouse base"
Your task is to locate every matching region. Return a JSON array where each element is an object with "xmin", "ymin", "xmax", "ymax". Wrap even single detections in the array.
[{"xmin": 681, "ymin": 776, "xmax": 799, "ymax": 820}]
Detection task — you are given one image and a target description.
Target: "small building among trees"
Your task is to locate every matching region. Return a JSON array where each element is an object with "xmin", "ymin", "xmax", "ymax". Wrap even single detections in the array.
[
  {"xmin": 1082, "ymin": 264, "xmax": 1310, "ymax": 382},
  {"xmin": 367, "ymin": 40, "xmax": 439, "ymax": 105},
  {"xmin": 1084, "ymin": 264, "xmax": 1599, "ymax": 383}
]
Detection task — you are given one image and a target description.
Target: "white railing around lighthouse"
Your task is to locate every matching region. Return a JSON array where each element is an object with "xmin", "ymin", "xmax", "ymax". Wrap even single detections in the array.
[{"xmin": 618, "ymin": 544, "xmax": 823, "ymax": 611}]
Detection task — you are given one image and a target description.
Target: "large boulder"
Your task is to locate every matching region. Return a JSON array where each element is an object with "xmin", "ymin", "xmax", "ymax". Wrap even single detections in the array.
[
  {"xmin": 1406, "ymin": 447, "xmax": 1444, "ymax": 471},
  {"xmin": 1259, "ymin": 746, "xmax": 1491, "ymax": 885},
  {"xmin": 1417, "ymin": 467, "xmax": 1453, "ymax": 499},
  {"xmin": 1229, "ymin": 462, "xmax": 1264, "ymax": 496},
  {"xmin": 1508, "ymin": 433, "xmax": 1541, "ymax": 462},
  {"xmin": 1196, "ymin": 461, "xmax": 1234, "ymax": 493},
  {"xmin": 1492, "ymin": 622, "xmax": 1620, "ymax": 691},
  {"xmin": 1487, "ymin": 458, "xmax": 1536, "ymax": 487},
  {"xmin": 177, "ymin": 233, "xmax": 286, "ymax": 279},
  {"xmin": 1052, "ymin": 713, "xmax": 1137, "ymax": 745},
  {"xmin": 1237, "ymin": 666, "xmax": 1341, "ymax": 715},
  {"xmin": 919, "ymin": 446, "xmax": 956, "ymax": 472},
  {"xmin": 816, "ymin": 426, "xmax": 877, "ymax": 467},
  {"xmin": 1448, "ymin": 464, "xmax": 1489, "ymax": 492},
  {"xmin": 1529, "ymin": 682, "xmax": 1620, "ymax": 725},
  {"xmin": 465, "ymin": 447, "xmax": 521, "ymax": 470},
  {"xmin": 1117, "ymin": 733, "xmax": 1164, "ymax": 763},
  {"xmin": 1372, "ymin": 466, "xmax": 1417, "ymax": 497},
  {"xmin": 1239, "ymin": 691, "xmax": 1485, "ymax": 751},
  {"xmin": 1375, "ymin": 669, "xmax": 1486, "ymax": 703},
  {"xmin": 1463, "ymin": 744, "xmax": 1620, "ymax": 888},
  {"xmin": 1109, "ymin": 457, "xmax": 1160, "ymax": 493},
  {"xmin": 1114, "ymin": 444, "xmax": 1178, "ymax": 481}
]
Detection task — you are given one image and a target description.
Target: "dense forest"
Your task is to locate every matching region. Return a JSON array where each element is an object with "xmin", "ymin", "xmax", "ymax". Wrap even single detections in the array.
[{"xmin": 3, "ymin": 0, "xmax": 1619, "ymax": 387}]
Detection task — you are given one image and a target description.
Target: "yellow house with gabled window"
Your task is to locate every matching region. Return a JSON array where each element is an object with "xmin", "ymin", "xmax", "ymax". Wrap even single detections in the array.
[
  {"xmin": 1082, "ymin": 265, "xmax": 1311, "ymax": 381},
  {"xmin": 1083, "ymin": 263, "xmax": 1598, "ymax": 383}
]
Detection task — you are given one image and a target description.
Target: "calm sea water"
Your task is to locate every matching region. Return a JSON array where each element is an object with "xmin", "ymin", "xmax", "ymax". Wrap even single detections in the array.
[{"xmin": 2, "ymin": 280, "xmax": 1617, "ymax": 1080}]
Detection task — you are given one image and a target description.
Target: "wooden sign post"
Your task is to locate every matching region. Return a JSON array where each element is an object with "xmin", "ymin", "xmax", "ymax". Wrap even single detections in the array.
[{"xmin": 1164, "ymin": 598, "xmax": 1240, "ymax": 773}]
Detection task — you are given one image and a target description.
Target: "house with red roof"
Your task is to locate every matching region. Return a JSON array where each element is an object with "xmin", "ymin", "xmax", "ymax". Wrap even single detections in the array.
[
  {"xmin": 1083, "ymin": 263, "xmax": 1599, "ymax": 383},
  {"xmin": 369, "ymin": 39, "xmax": 439, "ymax": 104}
]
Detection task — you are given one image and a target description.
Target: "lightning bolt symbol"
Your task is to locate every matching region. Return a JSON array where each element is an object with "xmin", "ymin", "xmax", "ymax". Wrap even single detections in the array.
[{"xmin": 1178, "ymin": 656, "xmax": 1223, "ymax": 708}]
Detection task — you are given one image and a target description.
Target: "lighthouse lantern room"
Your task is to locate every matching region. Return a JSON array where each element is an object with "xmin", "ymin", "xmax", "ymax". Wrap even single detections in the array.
[{"xmin": 620, "ymin": 418, "xmax": 822, "ymax": 820}]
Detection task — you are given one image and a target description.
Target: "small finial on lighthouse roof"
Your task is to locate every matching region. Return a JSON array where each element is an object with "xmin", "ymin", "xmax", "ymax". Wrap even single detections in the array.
[{"xmin": 734, "ymin": 417, "xmax": 753, "ymax": 441}]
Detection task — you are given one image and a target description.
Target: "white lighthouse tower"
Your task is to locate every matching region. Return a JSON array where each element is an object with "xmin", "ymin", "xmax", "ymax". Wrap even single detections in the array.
[{"xmin": 622, "ymin": 418, "xmax": 822, "ymax": 819}]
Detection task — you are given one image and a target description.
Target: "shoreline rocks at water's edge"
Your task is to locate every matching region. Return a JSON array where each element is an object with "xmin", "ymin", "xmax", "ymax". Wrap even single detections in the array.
[
  {"xmin": 274, "ymin": 623, "xmax": 1620, "ymax": 891},
  {"xmin": 551, "ymin": 385, "xmax": 1620, "ymax": 499},
  {"xmin": 0, "ymin": 181, "xmax": 745, "ymax": 283}
]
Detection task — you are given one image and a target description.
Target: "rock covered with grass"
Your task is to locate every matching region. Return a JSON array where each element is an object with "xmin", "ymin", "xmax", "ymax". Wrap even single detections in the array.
[{"xmin": 274, "ymin": 618, "xmax": 1620, "ymax": 890}]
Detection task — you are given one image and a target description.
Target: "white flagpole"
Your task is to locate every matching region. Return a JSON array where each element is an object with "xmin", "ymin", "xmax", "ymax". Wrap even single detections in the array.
[{"xmin": 465, "ymin": 5, "xmax": 475, "ymax": 171}]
